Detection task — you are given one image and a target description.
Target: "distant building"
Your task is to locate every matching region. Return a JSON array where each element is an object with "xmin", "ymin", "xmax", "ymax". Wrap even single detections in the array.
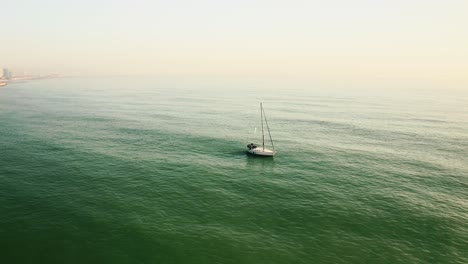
[{"xmin": 2, "ymin": 68, "xmax": 12, "ymax": 80}]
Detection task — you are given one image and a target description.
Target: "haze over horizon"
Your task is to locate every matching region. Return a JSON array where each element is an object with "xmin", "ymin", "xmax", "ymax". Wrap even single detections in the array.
[{"xmin": 2, "ymin": 0, "xmax": 467, "ymax": 85}]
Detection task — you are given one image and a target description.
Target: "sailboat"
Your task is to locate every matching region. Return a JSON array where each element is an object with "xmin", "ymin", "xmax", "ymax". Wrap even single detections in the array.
[{"xmin": 247, "ymin": 103, "xmax": 276, "ymax": 156}]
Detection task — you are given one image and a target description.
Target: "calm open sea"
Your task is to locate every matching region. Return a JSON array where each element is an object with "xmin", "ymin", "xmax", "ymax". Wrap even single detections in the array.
[{"xmin": 0, "ymin": 77, "xmax": 467, "ymax": 263}]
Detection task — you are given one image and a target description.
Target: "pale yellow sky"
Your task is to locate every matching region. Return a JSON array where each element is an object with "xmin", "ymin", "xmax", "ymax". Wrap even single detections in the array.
[{"xmin": 2, "ymin": 0, "xmax": 467, "ymax": 84}]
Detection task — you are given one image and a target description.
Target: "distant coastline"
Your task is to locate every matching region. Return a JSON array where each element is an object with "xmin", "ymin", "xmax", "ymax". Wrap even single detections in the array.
[{"xmin": 0, "ymin": 74, "xmax": 60, "ymax": 87}]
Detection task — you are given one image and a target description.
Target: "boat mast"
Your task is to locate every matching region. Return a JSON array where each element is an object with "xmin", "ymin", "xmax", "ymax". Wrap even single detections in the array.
[{"xmin": 261, "ymin": 103, "xmax": 265, "ymax": 150}]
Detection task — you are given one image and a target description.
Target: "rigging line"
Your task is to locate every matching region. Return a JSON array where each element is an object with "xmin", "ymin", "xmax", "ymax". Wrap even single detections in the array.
[
  {"xmin": 261, "ymin": 103, "xmax": 265, "ymax": 150},
  {"xmin": 262, "ymin": 107, "xmax": 274, "ymax": 151}
]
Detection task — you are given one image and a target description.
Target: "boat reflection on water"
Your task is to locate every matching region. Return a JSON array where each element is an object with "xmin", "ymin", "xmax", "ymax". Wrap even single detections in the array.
[{"xmin": 246, "ymin": 153, "xmax": 276, "ymax": 169}]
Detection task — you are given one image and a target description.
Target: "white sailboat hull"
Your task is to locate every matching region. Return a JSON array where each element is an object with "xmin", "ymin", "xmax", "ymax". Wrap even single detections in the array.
[{"xmin": 248, "ymin": 148, "xmax": 276, "ymax": 156}]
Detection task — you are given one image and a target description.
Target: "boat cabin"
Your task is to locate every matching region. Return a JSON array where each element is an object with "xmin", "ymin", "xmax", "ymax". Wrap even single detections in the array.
[{"xmin": 247, "ymin": 143, "xmax": 257, "ymax": 150}]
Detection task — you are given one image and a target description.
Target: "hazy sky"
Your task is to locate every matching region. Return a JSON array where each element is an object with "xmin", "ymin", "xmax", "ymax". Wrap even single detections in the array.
[{"xmin": 1, "ymin": 0, "xmax": 467, "ymax": 83}]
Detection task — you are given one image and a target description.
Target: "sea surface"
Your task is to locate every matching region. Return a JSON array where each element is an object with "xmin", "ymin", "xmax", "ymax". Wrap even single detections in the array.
[{"xmin": 0, "ymin": 77, "xmax": 467, "ymax": 264}]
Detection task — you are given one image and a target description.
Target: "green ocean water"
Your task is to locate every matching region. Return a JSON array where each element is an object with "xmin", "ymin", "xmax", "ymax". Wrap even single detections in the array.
[{"xmin": 0, "ymin": 77, "xmax": 467, "ymax": 264}]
